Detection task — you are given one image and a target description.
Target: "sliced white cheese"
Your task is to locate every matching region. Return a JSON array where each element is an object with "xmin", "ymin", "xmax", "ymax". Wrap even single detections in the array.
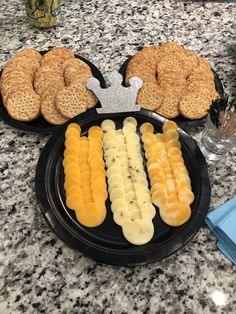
[
  {"xmin": 101, "ymin": 119, "xmax": 116, "ymax": 130},
  {"xmin": 123, "ymin": 117, "xmax": 138, "ymax": 127},
  {"xmin": 111, "ymin": 199, "xmax": 128, "ymax": 213},
  {"xmin": 122, "ymin": 219, "xmax": 154, "ymax": 245},
  {"xmin": 110, "ymin": 188, "xmax": 126, "ymax": 202}
]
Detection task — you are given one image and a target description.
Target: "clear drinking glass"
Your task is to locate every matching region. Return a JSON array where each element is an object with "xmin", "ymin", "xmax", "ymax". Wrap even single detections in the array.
[
  {"xmin": 24, "ymin": 0, "xmax": 62, "ymax": 28},
  {"xmin": 199, "ymin": 115, "xmax": 236, "ymax": 161}
]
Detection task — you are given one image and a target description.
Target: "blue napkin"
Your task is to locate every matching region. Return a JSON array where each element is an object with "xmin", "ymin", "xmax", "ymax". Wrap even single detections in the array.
[{"xmin": 205, "ymin": 197, "xmax": 236, "ymax": 264}]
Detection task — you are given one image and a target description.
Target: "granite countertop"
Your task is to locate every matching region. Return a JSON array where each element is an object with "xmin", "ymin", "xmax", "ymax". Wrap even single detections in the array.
[{"xmin": 0, "ymin": 0, "xmax": 236, "ymax": 313}]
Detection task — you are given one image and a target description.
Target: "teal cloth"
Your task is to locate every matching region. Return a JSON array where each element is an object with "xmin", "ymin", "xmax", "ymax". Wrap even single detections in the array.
[{"xmin": 205, "ymin": 197, "xmax": 236, "ymax": 265}]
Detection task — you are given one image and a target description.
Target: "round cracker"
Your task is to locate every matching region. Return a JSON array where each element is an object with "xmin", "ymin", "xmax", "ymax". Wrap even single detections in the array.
[
  {"xmin": 70, "ymin": 72, "xmax": 94, "ymax": 87},
  {"xmin": 182, "ymin": 49, "xmax": 199, "ymax": 76},
  {"xmin": 2, "ymin": 84, "xmax": 33, "ymax": 105},
  {"xmin": 198, "ymin": 56, "xmax": 211, "ymax": 69},
  {"xmin": 156, "ymin": 89, "xmax": 181, "ymax": 118},
  {"xmin": 179, "ymin": 92, "xmax": 212, "ymax": 119},
  {"xmin": 64, "ymin": 61, "xmax": 92, "ymax": 86},
  {"xmin": 41, "ymin": 93, "xmax": 68, "ymax": 125},
  {"xmin": 1, "ymin": 71, "xmax": 32, "ymax": 83},
  {"xmin": 195, "ymin": 87, "xmax": 219, "ymax": 101},
  {"xmin": 136, "ymin": 82, "xmax": 163, "ymax": 110},
  {"xmin": 63, "ymin": 58, "xmax": 91, "ymax": 72},
  {"xmin": 40, "ymin": 85, "xmax": 62, "ymax": 100},
  {"xmin": 128, "ymin": 48, "xmax": 158, "ymax": 71},
  {"xmin": 13, "ymin": 56, "xmax": 40, "ymax": 71},
  {"xmin": 15, "ymin": 48, "xmax": 42, "ymax": 62},
  {"xmin": 188, "ymin": 66, "xmax": 214, "ymax": 81},
  {"xmin": 156, "ymin": 54, "xmax": 187, "ymax": 77},
  {"xmin": 1, "ymin": 76, "xmax": 32, "ymax": 90},
  {"xmin": 125, "ymin": 64, "xmax": 156, "ymax": 86},
  {"xmin": 158, "ymin": 74, "xmax": 187, "ymax": 92},
  {"xmin": 41, "ymin": 55, "xmax": 70, "ymax": 67},
  {"xmin": 72, "ymin": 83, "xmax": 98, "ymax": 108},
  {"xmin": 160, "ymin": 41, "xmax": 185, "ymax": 54},
  {"xmin": 6, "ymin": 90, "xmax": 41, "ymax": 121},
  {"xmin": 160, "ymin": 83, "xmax": 187, "ymax": 98},
  {"xmin": 64, "ymin": 68, "xmax": 93, "ymax": 86},
  {"xmin": 41, "ymin": 56, "xmax": 66, "ymax": 67},
  {"xmin": 5, "ymin": 57, "xmax": 36, "ymax": 73},
  {"xmin": 36, "ymin": 61, "xmax": 64, "ymax": 76},
  {"xmin": 137, "ymin": 45, "xmax": 166, "ymax": 65},
  {"xmin": 41, "ymin": 47, "xmax": 75, "ymax": 65},
  {"xmin": 34, "ymin": 77, "xmax": 65, "ymax": 96},
  {"xmin": 187, "ymin": 79, "xmax": 215, "ymax": 92},
  {"xmin": 56, "ymin": 87, "xmax": 88, "ymax": 118},
  {"xmin": 3, "ymin": 63, "xmax": 34, "ymax": 79},
  {"xmin": 49, "ymin": 47, "xmax": 75, "ymax": 58}
]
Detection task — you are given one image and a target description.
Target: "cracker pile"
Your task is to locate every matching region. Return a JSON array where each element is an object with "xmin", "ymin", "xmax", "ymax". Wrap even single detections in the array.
[
  {"xmin": 125, "ymin": 41, "xmax": 219, "ymax": 120},
  {"xmin": 0, "ymin": 47, "xmax": 98, "ymax": 124},
  {"xmin": 0, "ymin": 48, "xmax": 41, "ymax": 121}
]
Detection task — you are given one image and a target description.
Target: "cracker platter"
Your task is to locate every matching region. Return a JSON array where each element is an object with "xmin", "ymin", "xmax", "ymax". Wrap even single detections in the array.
[
  {"xmin": 0, "ymin": 47, "xmax": 105, "ymax": 133},
  {"xmin": 119, "ymin": 42, "xmax": 224, "ymax": 128}
]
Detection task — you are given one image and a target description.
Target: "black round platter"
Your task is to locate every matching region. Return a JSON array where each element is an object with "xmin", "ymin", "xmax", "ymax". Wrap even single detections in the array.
[{"xmin": 35, "ymin": 109, "xmax": 211, "ymax": 266}]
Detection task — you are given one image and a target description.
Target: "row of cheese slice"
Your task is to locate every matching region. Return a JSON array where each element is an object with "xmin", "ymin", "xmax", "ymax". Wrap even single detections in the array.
[
  {"xmin": 141, "ymin": 120, "xmax": 194, "ymax": 227},
  {"xmin": 63, "ymin": 123, "xmax": 107, "ymax": 227},
  {"xmin": 101, "ymin": 117, "xmax": 156, "ymax": 245}
]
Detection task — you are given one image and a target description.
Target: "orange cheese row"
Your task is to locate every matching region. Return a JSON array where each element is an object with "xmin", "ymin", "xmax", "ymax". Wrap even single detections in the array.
[{"xmin": 63, "ymin": 123, "xmax": 107, "ymax": 227}]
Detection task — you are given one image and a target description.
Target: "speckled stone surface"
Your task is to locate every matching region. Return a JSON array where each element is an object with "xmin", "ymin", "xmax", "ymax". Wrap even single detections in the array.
[{"xmin": 0, "ymin": 1, "xmax": 236, "ymax": 313}]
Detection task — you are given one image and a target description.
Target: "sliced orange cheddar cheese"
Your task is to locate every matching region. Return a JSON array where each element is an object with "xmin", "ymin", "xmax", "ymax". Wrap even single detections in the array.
[
  {"xmin": 88, "ymin": 126, "xmax": 103, "ymax": 138},
  {"xmin": 66, "ymin": 192, "xmax": 84, "ymax": 210},
  {"xmin": 78, "ymin": 157, "xmax": 88, "ymax": 165},
  {"xmin": 80, "ymin": 136, "xmax": 88, "ymax": 142},
  {"xmin": 64, "ymin": 178, "xmax": 81, "ymax": 191},
  {"xmin": 64, "ymin": 163, "xmax": 80, "ymax": 174},
  {"xmin": 66, "ymin": 186, "xmax": 82, "ymax": 198},
  {"xmin": 63, "ymin": 147, "xmax": 80, "ymax": 158},
  {"xmin": 63, "ymin": 123, "xmax": 107, "ymax": 228},
  {"xmin": 62, "ymin": 156, "xmax": 79, "ymax": 168},
  {"xmin": 65, "ymin": 125, "xmax": 80, "ymax": 138},
  {"xmin": 89, "ymin": 158, "xmax": 105, "ymax": 169},
  {"xmin": 65, "ymin": 129, "xmax": 79, "ymax": 139},
  {"xmin": 67, "ymin": 123, "xmax": 81, "ymax": 132},
  {"xmin": 92, "ymin": 188, "xmax": 108, "ymax": 204},
  {"xmin": 80, "ymin": 164, "xmax": 90, "ymax": 173},
  {"xmin": 142, "ymin": 132, "xmax": 156, "ymax": 145},
  {"xmin": 65, "ymin": 136, "xmax": 80, "ymax": 148},
  {"xmin": 74, "ymin": 203, "xmax": 106, "ymax": 227}
]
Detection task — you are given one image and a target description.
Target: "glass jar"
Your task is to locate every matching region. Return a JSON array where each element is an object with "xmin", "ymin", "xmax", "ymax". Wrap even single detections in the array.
[{"xmin": 24, "ymin": 0, "xmax": 62, "ymax": 28}]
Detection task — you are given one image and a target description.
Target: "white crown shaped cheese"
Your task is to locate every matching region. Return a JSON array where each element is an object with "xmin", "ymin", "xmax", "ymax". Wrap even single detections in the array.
[{"xmin": 86, "ymin": 70, "xmax": 143, "ymax": 114}]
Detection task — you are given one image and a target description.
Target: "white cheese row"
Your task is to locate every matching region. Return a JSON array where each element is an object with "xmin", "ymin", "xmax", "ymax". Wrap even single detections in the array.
[{"xmin": 101, "ymin": 118, "xmax": 155, "ymax": 245}]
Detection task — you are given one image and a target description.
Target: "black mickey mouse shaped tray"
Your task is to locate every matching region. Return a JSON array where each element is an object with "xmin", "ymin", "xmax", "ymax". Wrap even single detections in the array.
[{"xmin": 35, "ymin": 72, "xmax": 211, "ymax": 266}]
